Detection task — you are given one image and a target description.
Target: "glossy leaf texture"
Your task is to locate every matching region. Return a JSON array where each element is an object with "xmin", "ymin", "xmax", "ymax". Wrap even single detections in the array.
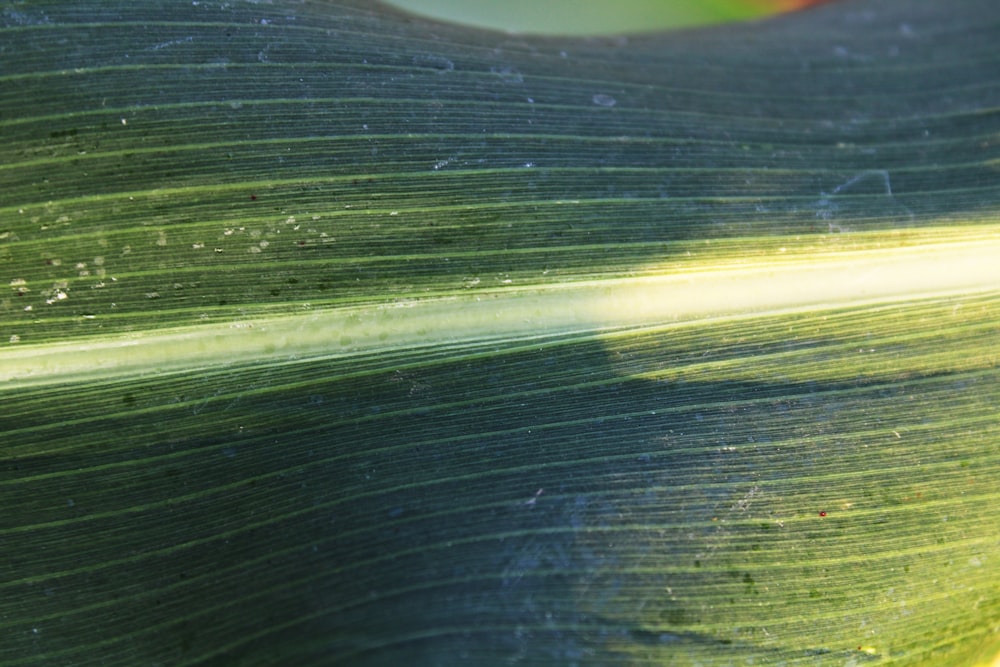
[{"xmin": 1, "ymin": 1, "xmax": 999, "ymax": 665}]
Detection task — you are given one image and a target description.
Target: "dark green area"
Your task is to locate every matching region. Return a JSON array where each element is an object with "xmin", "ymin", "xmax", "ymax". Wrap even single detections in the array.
[
  {"xmin": 3, "ymin": 294, "xmax": 1000, "ymax": 665},
  {"xmin": 1, "ymin": 1, "xmax": 999, "ymax": 665},
  {"xmin": 2, "ymin": 0, "xmax": 998, "ymax": 343}
]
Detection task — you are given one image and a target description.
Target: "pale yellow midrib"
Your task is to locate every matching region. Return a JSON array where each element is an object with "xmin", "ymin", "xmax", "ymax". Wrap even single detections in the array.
[{"xmin": 3, "ymin": 233, "xmax": 999, "ymax": 387}]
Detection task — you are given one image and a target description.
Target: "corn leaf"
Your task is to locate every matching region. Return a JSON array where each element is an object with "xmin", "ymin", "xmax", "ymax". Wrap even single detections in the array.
[{"xmin": 1, "ymin": 1, "xmax": 998, "ymax": 665}]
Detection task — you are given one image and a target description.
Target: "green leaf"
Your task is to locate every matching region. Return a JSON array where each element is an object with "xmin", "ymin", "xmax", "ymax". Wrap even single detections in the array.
[
  {"xmin": 1, "ymin": 1, "xmax": 998, "ymax": 665},
  {"xmin": 383, "ymin": 0, "xmax": 778, "ymax": 35}
]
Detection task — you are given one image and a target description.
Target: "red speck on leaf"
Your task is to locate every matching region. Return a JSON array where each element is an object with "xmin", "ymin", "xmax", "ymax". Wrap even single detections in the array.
[
  {"xmin": 250, "ymin": 194, "xmax": 257, "ymax": 201},
  {"xmin": 819, "ymin": 511, "xmax": 827, "ymax": 517}
]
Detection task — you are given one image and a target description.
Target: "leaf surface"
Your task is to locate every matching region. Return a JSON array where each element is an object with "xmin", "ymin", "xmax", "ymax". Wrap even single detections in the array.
[{"xmin": 1, "ymin": 1, "xmax": 998, "ymax": 665}]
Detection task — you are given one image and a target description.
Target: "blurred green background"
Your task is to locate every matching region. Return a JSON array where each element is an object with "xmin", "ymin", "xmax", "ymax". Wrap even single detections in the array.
[{"xmin": 384, "ymin": 0, "xmax": 816, "ymax": 34}]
